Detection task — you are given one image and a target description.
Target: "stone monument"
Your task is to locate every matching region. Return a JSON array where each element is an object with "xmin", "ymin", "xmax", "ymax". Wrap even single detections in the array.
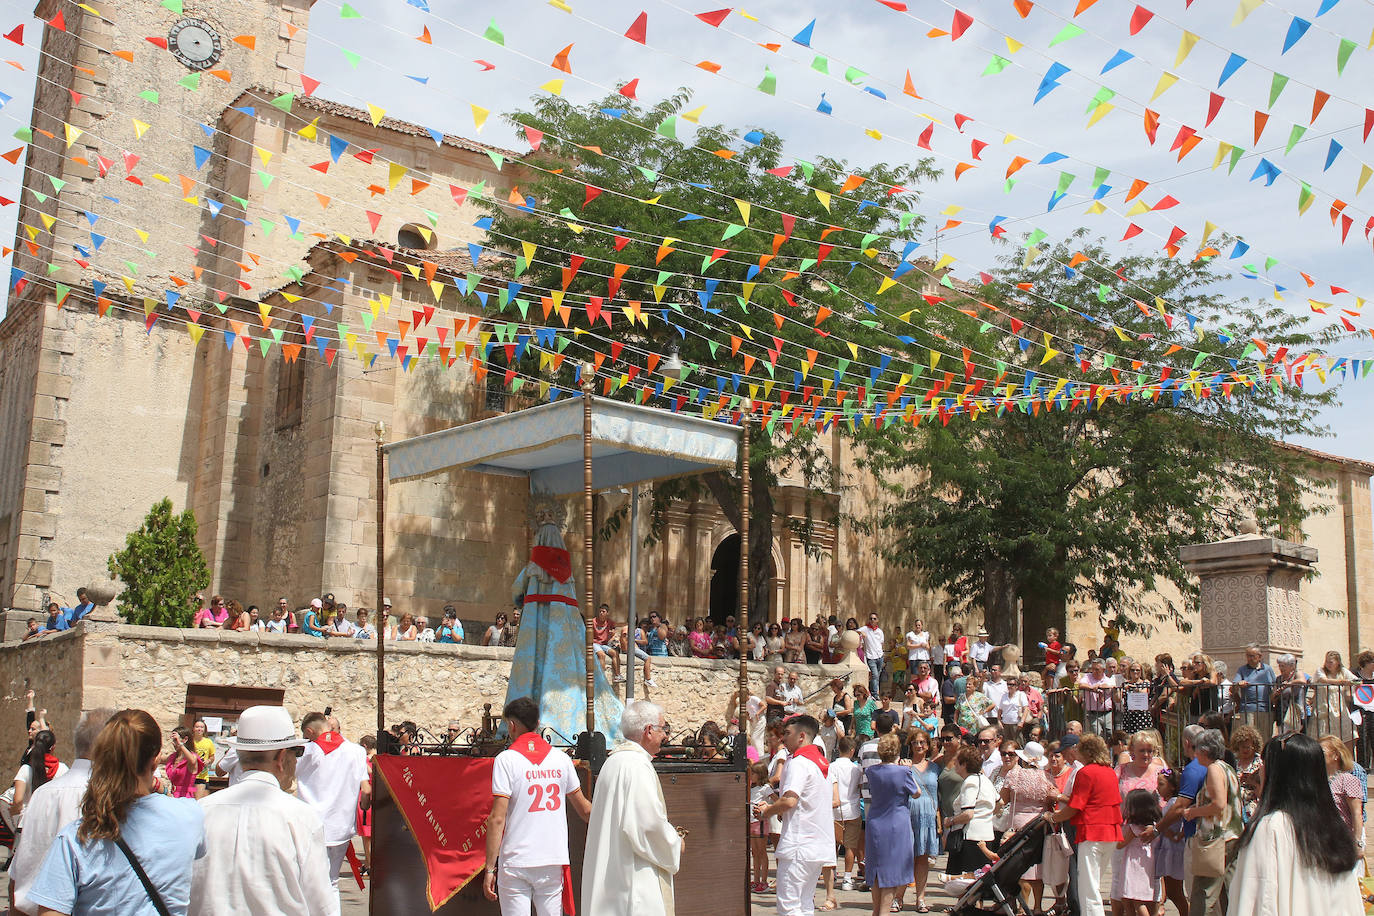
[{"xmin": 1179, "ymin": 517, "xmax": 1317, "ymax": 672}]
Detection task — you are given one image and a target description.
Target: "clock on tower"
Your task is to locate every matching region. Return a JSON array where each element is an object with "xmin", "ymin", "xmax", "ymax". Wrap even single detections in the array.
[{"xmin": 167, "ymin": 18, "xmax": 223, "ymax": 71}]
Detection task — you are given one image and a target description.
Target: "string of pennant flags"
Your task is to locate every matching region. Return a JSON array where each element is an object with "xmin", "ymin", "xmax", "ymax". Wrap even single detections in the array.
[
  {"xmin": 6, "ymin": 0, "xmax": 1372, "ymax": 346},
  {"xmin": 0, "ymin": 2, "xmax": 1368, "ymax": 425}
]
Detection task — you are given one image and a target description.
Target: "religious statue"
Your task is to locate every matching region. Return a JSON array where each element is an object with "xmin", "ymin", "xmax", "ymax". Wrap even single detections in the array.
[{"xmin": 505, "ymin": 493, "xmax": 623, "ymax": 743}]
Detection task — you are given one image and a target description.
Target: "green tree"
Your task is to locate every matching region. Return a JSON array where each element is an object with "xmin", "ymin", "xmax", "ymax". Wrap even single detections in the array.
[
  {"xmin": 107, "ymin": 498, "xmax": 211, "ymax": 627},
  {"xmin": 855, "ymin": 235, "xmax": 1336, "ymax": 647},
  {"xmin": 483, "ymin": 91, "xmax": 936, "ymax": 618}
]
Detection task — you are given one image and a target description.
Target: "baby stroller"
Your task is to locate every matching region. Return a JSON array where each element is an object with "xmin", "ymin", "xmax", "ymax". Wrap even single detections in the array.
[{"xmin": 949, "ymin": 816, "xmax": 1069, "ymax": 915}]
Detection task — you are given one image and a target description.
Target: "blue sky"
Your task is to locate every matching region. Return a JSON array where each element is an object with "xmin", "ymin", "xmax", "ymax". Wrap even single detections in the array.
[{"xmin": 2, "ymin": 0, "xmax": 1373, "ymax": 459}]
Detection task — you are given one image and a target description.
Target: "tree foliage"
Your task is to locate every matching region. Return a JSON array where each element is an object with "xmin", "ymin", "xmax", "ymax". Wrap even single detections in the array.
[
  {"xmin": 107, "ymin": 498, "xmax": 211, "ymax": 627},
  {"xmin": 483, "ymin": 91, "xmax": 937, "ymax": 617},
  {"xmin": 855, "ymin": 234, "xmax": 1336, "ymax": 644}
]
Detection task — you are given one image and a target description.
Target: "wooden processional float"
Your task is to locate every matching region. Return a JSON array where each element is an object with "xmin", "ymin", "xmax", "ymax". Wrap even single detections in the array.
[{"xmin": 369, "ymin": 383, "xmax": 753, "ymax": 915}]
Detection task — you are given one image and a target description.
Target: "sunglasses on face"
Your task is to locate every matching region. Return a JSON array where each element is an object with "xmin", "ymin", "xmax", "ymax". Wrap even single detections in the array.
[{"xmin": 978, "ymin": 738, "xmax": 996, "ymax": 745}]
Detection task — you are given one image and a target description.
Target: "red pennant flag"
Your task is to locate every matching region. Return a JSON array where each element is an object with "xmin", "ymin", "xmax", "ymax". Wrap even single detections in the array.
[
  {"xmin": 624, "ymin": 12, "xmax": 648, "ymax": 43},
  {"xmin": 49, "ymin": 11, "xmax": 66, "ymax": 31},
  {"xmin": 1165, "ymin": 226, "xmax": 1186, "ymax": 248},
  {"xmin": 300, "ymin": 74, "xmax": 321, "ymax": 96},
  {"xmin": 354, "ymin": 148, "xmax": 379, "ymax": 164},
  {"xmin": 145, "ymin": 35, "xmax": 168, "ymax": 48},
  {"xmin": 917, "ymin": 122, "xmax": 934, "ymax": 150},
  {"xmin": 4, "ymin": 25, "xmax": 22, "ymax": 44},
  {"xmin": 1205, "ymin": 92, "xmax": 1224, "ymax": 127},
  {"xmin": 619, "ymin": 78, "xmax": 639, "ymax": 99},
  {"xmin": 614, "ymin": 236, "xmax": 629, "ymax": 251},
  {"xmin": 1152, "ymin": 195, "xmax": 1179, "ymax": 210},
  {"xmin": 524, "ymin": 127, "xmax": 544, "ymax": 150},
  {"xmin": 1122, "ymin": 223, "xmax": 1143, "ymax": 240},
  {"xmin": 1129, "ymin": 5, "xmax": 1154, "ymax": 34},
  {"xmin": 696, "ymin": 8, "xmax": 730, "ymax": 26},
  {"xmin": 365, "ymin": 210, "xmax": 382, "ymax": 232},
  {"xmin": 1364, "ymin": 109, "xmax": 1374, "ymax": 143},
  {"xmin": 583, "ymin": 185, "xmax": 602, "ymax": 209},
  {"xmin": 449, "ymin": 184, "xmax": 468, "ymax": 206},
  {"xmin": 780, "ymin": 213, "xmax": 796, "ymax": 238},
  {"xmin": 954, "ymin": 113, "xmax": 973, "ymax": 132},
  {"xmin": 970, "ymin": 139, "xmax": 988, "ymax": 160},
  {"xmin": 586, "ymin": 297, "xmax": 603, "ymax": 325},
  {"xmin": 1254, "ymin": 110, "xmax": 1270, "ymax": 144},
  {"xmin": 950, "ymin": 10, "xmax": 973, "ymax": 39}
]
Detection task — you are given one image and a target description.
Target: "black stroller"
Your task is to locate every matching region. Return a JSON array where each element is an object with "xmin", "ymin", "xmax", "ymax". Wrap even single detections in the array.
[{"xmin": 949, "ymin": 816, "xmax": 1070, "ymax": 915}]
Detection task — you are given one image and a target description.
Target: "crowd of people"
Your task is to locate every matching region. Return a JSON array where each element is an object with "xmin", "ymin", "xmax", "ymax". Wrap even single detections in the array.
[
  {"xmin": 728, "ymin": 621, "xmax": 1372, "ymax": 916},
  {"xmin": 2, "ymin": 697, "xmax": 373, "ymax": 916}
]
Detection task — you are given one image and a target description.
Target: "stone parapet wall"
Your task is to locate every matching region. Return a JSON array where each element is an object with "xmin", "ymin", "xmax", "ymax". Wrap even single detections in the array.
[{"xmin": 0, "ymin": 623, "xmax": 842, "ymax": 762}]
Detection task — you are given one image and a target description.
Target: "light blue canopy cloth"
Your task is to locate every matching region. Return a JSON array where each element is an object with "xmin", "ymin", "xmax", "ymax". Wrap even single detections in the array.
[{"xmin": 382, "ymin": 397, "xmax": 742, "ymax": 743}]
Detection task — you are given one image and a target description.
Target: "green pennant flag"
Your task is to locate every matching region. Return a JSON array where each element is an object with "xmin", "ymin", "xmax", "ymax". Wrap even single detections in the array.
[
  {"xmin": 484, "ymin": 18, "xmax": 505, "ymax": 44},
  {"xmin": 1092, "ymin": 166, "xmax": 1111, "ymax": 188},
  {"xmin": 636, "ymin": 166, "xmax": 658, "ymax": 181},
  {"xmin": 811, "ymin": 56, "xmax": 829, "ymax": 74},
  {"xmin": 899, "ymin": 212, "xmax": 918, "ymax": 230},
  {"xmin": 1057, "ymin": 171, "xmax": 1076, "ymax": 193},
  {"xmin": 259, "ymin": 338, "xmax": 272, "ymax": 357},
  {"xmin": 1084, "ymin": 87, "xmax": 1115, "ymax": 113},
  {"xmin": 1297, "ymin": 182, "xmax": 1314, "ymax": 215},
  {"xmin": 259, "ymin": 218, "xmax": 275, "ymax": 235},
  {"xmin": 1268, "ymin": 73, "xmax": 1288, "ymax": 108},
  {"xmin": 655, "ymin": 116, "xmax": 677, "ymax": 139},
  {"xmin": 1192, "ymin": 352, "xmax": 1209, "ymax": 369},
  {"xmin": 1285, "ymin": 124, "xmax": 1305, "ymax": 154},
  {"xmin": 722, "ymin": 223, "xmax": 746, "ymax": 240},
  {"xmin": 270, "ymin": 92, "xmax": 295, "ymax": 113},
  {"xmin": 1227, "ymin": 145, "xmax": 1244, "ymax": 174},
  {"xmin": 758, "ymin": 67, "xmax": 777, "ymax": 95},
  {"xmin": 486, "ymin": 150, "xmax": 505, "ymax": 170},
  {"xmin": 424, "ymin": 209, "xmax": 439, "ymax": 227},
  {"xmin": 340, "ymin": 3, "xmax": 361, "ymax": 17},
  {"xmin": 139, "ymin": 90, "xmax": 159, "ymax": 103},
  {"xmin": 799, "ymin": 257, "xmax": 818, "ymax": 273},
  {"xmin": 1264, "ymin": 256, "xmax": 1278, "ymax": 271},
  {"xmin": 1097, "ymin": 284, "xmax": 1110, "ymax": 303},
  {"xmin": 341, "ymin": 49, "xmax": 361, "ymax": 68},
  {"xmin": 515, "ymin": 299, "xmax": 530, "ymax": 319},
  {"xmin": 161, "ymin": 0, "xmax": 183, "ymax": 12},
  {"xmin": 844, "ymin": 67, "xmax": 866, "ymax": 84},
  {"xmin": 796, "ymin": 159, "xmax": 815, "ymax": 181},
  {"xmin": 1337, "ymin": 38, "xmax": 1357, "ymax": 75},
  {"xmin": 1025, "ymin": 228, "xmax": 1047, "ymax": 248},
  {"xmin": 861, "ymin": 232, "xmax": 881, "ymax": 249},
  {"xmin": 1050, "ymin": 23, "xmax": 1084, "ymax": 46},
  {"xmin": 178, "ymin": 72, "xmax": 201, "ymax": 91},
  {"xmin": 982, "ymin": 55, "xmax": 1010, "ymax": 76}
]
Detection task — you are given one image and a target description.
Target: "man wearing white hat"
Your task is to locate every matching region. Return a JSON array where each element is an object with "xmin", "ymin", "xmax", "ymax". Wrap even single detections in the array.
[{"xmin": 189, "ymin": 705, "xmax": 336, "ymax": 916}]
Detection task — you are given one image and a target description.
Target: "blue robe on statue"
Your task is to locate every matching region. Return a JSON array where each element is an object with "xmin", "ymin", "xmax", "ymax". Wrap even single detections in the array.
[{"xmin": 506, "ymin": 523, "xmax": 623, "ymax": 744}]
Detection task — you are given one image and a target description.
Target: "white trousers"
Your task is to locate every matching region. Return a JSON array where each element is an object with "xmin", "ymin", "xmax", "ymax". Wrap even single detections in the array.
[
  {"xmin": 499, "ymin": 862, "xmax": 564, "ymax": 916},
  {"xmin": 776, "ymin": 856, "xmax": 824, "ymax": 916},
  {"xmin": 325, "ymin": 842, "xmax": 350, "ymax": 888},
  {"xmin": 1076, "ymin": 840, "xmax": 1113, "ymax": 916}
]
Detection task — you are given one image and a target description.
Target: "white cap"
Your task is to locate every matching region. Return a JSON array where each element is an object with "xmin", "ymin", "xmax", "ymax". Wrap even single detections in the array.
[
  {"xmin": 225, "ymin": 706, "xmax": 307, "ymax": 752},
  {"xmin": 383, "ymin": 597, "xmax": 392, "ymax": 607},
  {"xmin": 310, "ymin": 598, "xmax": 322, "ymax": 608}
]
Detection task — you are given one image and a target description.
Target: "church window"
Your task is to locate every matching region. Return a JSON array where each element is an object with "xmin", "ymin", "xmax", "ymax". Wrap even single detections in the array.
[
  {"xmin": 397, "ymin": 223, "xmax": 435, "ymax": 250},
  {"xmin": 275, "ymin": 358, "xmax": 305, "ymax": 430}
]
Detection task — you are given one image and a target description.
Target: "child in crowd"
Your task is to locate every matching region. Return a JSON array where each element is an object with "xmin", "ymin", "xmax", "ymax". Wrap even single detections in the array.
[
  {"xmin": 747, "ymin": 761, "xmax": 772, "ymax": 893},
  {"xmin": 1153, "ymin": 768, "xmax": 1188, "ymax": 916},
  {"xmin": 829, "ymin": 737, "xmax": 863, "ymax": 893},
  {"xmin": 266, "ymin": 605, "xmax": 287, "ymax": 634},
  {"xmin": 1116, "ymin": 788, "xmax": 1161, "ymax": 916},
  {"xmin": 1042, "ymin": 628, "xmax": 1062, "ymax": 669}
]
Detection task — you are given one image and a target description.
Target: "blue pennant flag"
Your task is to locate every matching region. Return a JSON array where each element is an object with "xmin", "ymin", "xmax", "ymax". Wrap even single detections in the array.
[
  {"xmin": 1282, "ymin": 17, "xmax": 1311, "ymax": 53},
  {"xmin": 329, "ymin": 134, "xmax": 348, "ymax": 162},
  {"xmin": 1100, "ymin": 49, "xmax": 1133, "ymax": 74},
  {"xmin": 792, "ymin": 18, "xmax": 816, "ymax": 47},
  {"xmin": 192, "ymin": 146, "xmax": 212, "ymax": 170},
  {"xmin": 1218, "ymin": 52, "xmax": 1246, "ymax": 86}
]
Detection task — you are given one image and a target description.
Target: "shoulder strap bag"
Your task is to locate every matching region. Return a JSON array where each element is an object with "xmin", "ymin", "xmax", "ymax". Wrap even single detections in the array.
[{"xmin": 114, "ymin": 835, "xmax": 172, "ymax": 916}]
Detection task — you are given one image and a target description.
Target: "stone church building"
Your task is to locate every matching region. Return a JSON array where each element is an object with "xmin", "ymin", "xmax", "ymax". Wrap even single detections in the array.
[{"xmin": 1, "ymin": 0, "xmax": 1372, "ymax": 668}]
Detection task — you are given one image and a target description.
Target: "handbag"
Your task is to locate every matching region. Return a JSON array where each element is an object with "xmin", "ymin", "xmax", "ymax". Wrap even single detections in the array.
[
  {"xmin": 115, "ymin": 836, "xmax": 172, "ymax": 916},
  {"xmin": 945, "ymin": 826, "xmax": 966, "ymax": 856},
  {"xmin": 1040, "ymin": 827, "xmax": 1073, "ymax": 888},
  {"xmin": 1190, "ymin": 829, "xmax": 1227, "ymax": 877}
]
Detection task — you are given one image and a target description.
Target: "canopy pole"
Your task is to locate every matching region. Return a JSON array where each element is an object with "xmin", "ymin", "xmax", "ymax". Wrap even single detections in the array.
[
  {"xmin": 375, "ymin": 421, "xmax": 387, "ymax": 747},
  {"xmin": 582, "ymin": 382, "xmax": 597, "ymax": 741},
  {"xmin": 625, "ymin": 483, "xmax": 640, "ymax": 701},
  {"xmin": 738, "ymin": 420, "xmax": 750, "ymax": 747}
]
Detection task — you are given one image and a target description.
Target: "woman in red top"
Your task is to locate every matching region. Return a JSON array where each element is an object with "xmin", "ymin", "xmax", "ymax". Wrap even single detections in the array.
[{"xmin": 1048, "ymin": 733, "xmax": 1122, "ymax": 916}]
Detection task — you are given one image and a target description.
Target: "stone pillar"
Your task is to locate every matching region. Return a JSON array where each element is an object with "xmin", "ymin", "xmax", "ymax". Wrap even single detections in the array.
[{"xmin": 1179, "ymin": 527, "xmax": 1316, "ymax": 672}]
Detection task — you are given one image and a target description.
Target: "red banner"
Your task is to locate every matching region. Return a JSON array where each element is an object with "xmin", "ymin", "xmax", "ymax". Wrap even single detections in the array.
[{"xmin": 374, "ymin": 755, "xmax": 495, "ymax": 910}]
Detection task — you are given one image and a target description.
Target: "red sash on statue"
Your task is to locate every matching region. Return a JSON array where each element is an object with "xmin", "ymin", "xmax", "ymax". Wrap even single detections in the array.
[
  {"xmin": 315, "ymin": 732, "xmax": 345, "ymax": 754},
  {"xmin": 792, "ymin": 744, "xmax": 829, "ymax": 778},
  {"xmin": 530, "ymin": 546, "xmax": 572, "ymax": 583}
]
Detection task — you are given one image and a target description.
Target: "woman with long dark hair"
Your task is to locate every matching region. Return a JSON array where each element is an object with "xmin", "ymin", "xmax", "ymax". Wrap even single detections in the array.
[
  {"xmin": 28, "ymin": 709, "xmax": 205, "ymax": 914},
  {"xmin": 9, "ymin": 728, "xmax": 64, "ymax": 828},
  {"xmin": 1226, "ymin": 732, "xmax": 1361, "ymax": 915}
]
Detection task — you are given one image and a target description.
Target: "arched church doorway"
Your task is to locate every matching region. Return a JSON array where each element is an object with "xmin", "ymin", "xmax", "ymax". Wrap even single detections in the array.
[
  {"xmin": 709, "ymin": 534, "xmax": 740, "ymax": 626},
  {"xmin": 708, "ymin": 534, "xmax": 778, "ymax": 626}
]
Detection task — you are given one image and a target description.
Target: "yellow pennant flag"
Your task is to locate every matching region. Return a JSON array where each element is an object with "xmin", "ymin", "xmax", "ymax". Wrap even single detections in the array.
[
  {"xmin": 1084, "ymin": 200, "xmax": 1107, "ymax": 214},
  {"xmin": 865, "ymin": 129, "xmax": 883, "ymax": 140},
  {"xmin": 388, "ymin": 162, "xmax": 407, "ymax": 189},
  {"xmin": 64, "ymin": 124, "xmax": 83, "ymax": 148},
  {"xmin": 847, "ymin": 341, "xmax": 859, "ymax": 360},
  {"xmin": 1175, "ymin": 32, "xmax": 1200, "ymax": 67},
  {"xmin": 430, "ymin": 280, "xmax": 444, "ymax": 302},
  {"xmin": 186, "ymin": 322, "xmax": 205, "ymax": 345},
  {"xmin": 254, "ymin": 146, "xmax": 273, "ymax": 165},
  {"xmin": 681, "ymin": 105, "xmax": 706, "ymax": 123},
  {"xmin": 814, "ymin": 189, "xmax": 831, "ymax": 211},
  {"xmin": 735, "ymin": 198, "xmax": 751, "ymax": 225},
  {"xmin": 132, "ymin": 119, "xmax": 150, "ymax": 138},
  {"xmin": 1201, "ymin": 221, "xmax": 1218, "ymax": 244},
  {"xmin": 877, "ymin": 277, "xmax": 897, "ymax": 295},
  {"xmin": 942, "ymin": 204, "xmax": 964, "ymax": 216},
  {"xmin": 934, "ymin": 253, "xmax": 956, "ymax": 271},
  {"xmin": 1004, "ymin": 36, "xmax": 1022, "ymax": 54},
  {"xmin": 540, "ymin": 78, "xmax": 565, "ymax": 95},
  {"xmin": 1125, "ymin": 200, "xmax": 1150, "ymax": 216},
  {"xmin": 471, "ymin": 104, "xmax": 489, "ymax": 132},
  {"xmin": 366, "ymin": 104, "xmax": 386, "ymax": 127},
  {"xmin": 1150, "ymin": 72, "xmax": 1178, "ymax": 102},
  {"xmin": 1358, "ymin": 164, "xmax": 1372, "ymax": 195},
  {"xmin": 1212, "ymin": 142, "xmax": 1233, "ymax": 170},
  {"xmin": 1232, "ymin": 0, "xmax": 1262, "ymax": 26},
  {"xmin": 1087, "ymin": 103, "xmax": 1113, "ymax": 127},
  {"xmin": 298, "ymin": 117, "xmax": 320, "ymax": 140}
]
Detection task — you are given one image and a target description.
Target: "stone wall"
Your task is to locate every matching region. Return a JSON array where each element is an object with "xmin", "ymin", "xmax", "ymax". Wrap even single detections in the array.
[{"xmin": 0, "ymin": 622, "xmax": 839, "ymax": 765}]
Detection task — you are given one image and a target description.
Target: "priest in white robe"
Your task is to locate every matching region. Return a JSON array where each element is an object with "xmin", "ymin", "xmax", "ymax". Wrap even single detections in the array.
[{"xmin": 582, "ymin": 701, "xmax": 682, "ymax": 916}]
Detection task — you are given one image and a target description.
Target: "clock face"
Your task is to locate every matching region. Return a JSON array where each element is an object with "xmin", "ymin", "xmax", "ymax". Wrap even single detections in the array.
[{"xmin": 168, "ymin": 18, "xmax": 222, "ymax": 71}]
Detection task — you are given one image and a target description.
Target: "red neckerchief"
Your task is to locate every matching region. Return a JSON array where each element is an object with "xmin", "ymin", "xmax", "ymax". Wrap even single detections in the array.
[
  {"xmin": 510, "ymin": 731, "xmax": 552, "ymax": 765},
  {"xmin": 42, "ymin": 753, "xmax": 60, "ymax": 780},
  {"xmin": 792, "ymin": 744, "xmax": 829, "ymax": 778},
  {"xmin": 315, "ymin": 732, "xmax": 345, "ymax": 755},
  {"xmin": 530, "ymin": 546, "xmax": 571, "ymax": 583}
]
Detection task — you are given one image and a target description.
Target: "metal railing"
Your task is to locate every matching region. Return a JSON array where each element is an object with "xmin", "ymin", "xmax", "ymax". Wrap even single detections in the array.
[{"xmin": 1024, "ymin": 681, "xmax": 1374, "ymax": 766}]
